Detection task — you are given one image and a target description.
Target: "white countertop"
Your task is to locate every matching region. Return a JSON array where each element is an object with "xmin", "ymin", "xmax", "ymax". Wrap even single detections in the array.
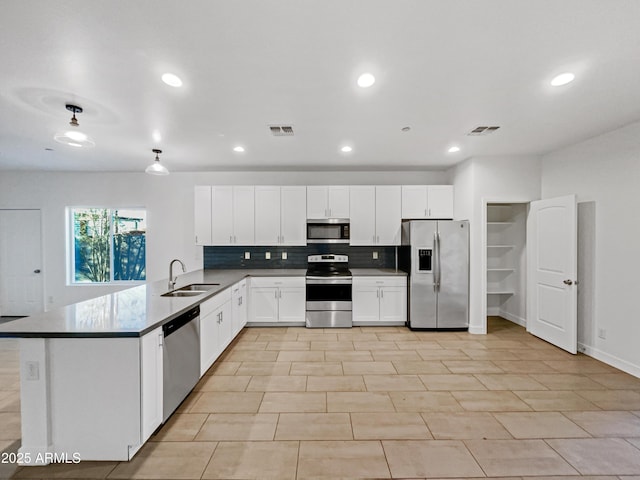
[{"xmin": 0, "ymin": 267, "xmax": 406, "ymax": 338}]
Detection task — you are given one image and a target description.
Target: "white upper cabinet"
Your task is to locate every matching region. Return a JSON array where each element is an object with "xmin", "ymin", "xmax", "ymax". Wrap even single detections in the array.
[
  {"xmin": 280, "ymin": 186, "xmax": 307, "ymax": 245},
  {"xmin": 232, "ymin": 186, "xmax": 255, "ymax": 244},
  {"xmin": 349, "ymin": 186, "xmax": 376, "ymax": 245},
  {"xmin": 401, "ymin": 185, "xmax": 453, "ymax": 219},
  {"xmin": 211, "ymin": 186, "xmax": 234, "ymax": 244},
  {"xmin": 255, "ymin": 186, "xmax": 281, "ymax": 245},
  {"xmin": 307, "ymin": 186, "xmax": 349, "ymax": 219},
  {"xmin": 205, "ymin": 186, "xmax": 255, "ymax": 245},
  {"xmin": 194, "ymin": 186, "xmax": 212, "ymax": 245},
  {"xmin": 349, "ymin": 186, "xmax": 401, "ymax": 245},
  {"xmin": 255, "ymin": 186, "xmax": 307, "ymax": 246},
  {"xmin": 375, "ymin": 186, "xmax": 402, "ymax": 244},
  {"xmin": 427, "ymin": 185, "xmax": 454, "ymax": 219}
]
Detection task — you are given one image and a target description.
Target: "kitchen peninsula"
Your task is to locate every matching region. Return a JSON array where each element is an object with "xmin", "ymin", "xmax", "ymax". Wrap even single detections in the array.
[{"xmin": 0, "ymin": 267, "xmax": 405, "ymax": 464}]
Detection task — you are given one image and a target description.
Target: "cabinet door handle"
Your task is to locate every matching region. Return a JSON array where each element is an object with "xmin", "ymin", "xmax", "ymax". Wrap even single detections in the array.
[
  {"xmin": 376, "ymin": 289, "xmax": 379, "ymax": 298},
  {"xmin": 380, "ymin": 289, "xmax": 384, "ymax": 298},
  {"xmin": 239, "ymin": 296, "xmax": 243, "ymax": 306},
  {"xmin": 424, "ymin": 209, "xmax": 427, "ymax": 217},
  {"xmin": 230, "ymin": 235, "xmax": 233, "ymax": 243},
  {"xmin": 428, "ymin": 208, "xmax": 431, "ymax": 217},
  {"xmin": 195, "ymin": 235, "xmax": 198, "ymax": 244},
  {"xmin": 275, "ymin": 290, "xmax": 278, "ymax": 299},
  {"xmin": 281, "ymin": 235, "xmax": 284, "ymax": 243},
  {"xmin": 158, "ymin": 333, "xmax": 163, "ymax": 347}
]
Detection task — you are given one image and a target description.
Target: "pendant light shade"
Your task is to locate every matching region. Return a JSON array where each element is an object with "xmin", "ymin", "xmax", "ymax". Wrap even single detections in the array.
[{"xmin": 146, "ymin": 149, "xmax": 169, "ymax": 175}]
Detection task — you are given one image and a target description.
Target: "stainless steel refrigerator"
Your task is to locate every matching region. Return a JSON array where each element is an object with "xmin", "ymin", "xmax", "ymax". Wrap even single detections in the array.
[{"xmin": 399, "ymin": 220, "xmax": 469, "ymax": 330}]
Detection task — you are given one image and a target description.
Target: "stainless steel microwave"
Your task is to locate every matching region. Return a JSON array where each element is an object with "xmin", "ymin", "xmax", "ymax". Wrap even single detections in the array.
[{"xmin": 306, "ymin": 219, "xmax": 350, "ymax": 244}]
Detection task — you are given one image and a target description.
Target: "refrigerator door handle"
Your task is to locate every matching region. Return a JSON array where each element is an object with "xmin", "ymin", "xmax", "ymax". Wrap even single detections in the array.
[
  {"xmin": 433, "ymin": 232, "xmax": 440, "ymax": 292},
  {"xmin": 435, "ymin": 231, "xmax": 441, "ymax": 290}
]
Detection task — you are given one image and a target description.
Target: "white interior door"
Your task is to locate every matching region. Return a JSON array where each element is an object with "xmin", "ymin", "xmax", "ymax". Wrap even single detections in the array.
[
  {"xmin": 0, "ymin": 209, "xmax": 44, "ymax": 316},
  {"xmin": 526, "ymin": 195, "xmax": 577, "ymax": 353}
]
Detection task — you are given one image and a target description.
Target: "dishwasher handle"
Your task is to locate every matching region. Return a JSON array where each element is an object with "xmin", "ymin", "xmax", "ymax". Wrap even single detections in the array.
[{"xmin": 163, "ymin": 306, "xmax": 200, "ymax": 338}]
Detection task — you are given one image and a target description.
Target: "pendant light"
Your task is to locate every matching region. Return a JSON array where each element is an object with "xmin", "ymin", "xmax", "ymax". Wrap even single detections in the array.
[
  {"xmin": 145, "ymin": 149, "xmax": 169, "ymax": 175},
  {"xmin": 53, "ymin": 104, "xmax": 95, "ymax": 148}
]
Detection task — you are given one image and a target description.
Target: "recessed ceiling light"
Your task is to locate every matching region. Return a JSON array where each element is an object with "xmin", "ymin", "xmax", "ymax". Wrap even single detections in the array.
[
  {"xmin": 448, "ymin": 146, "xmax": 461, "ymax": 153},
  {"xmin": 357, "ymin": 73, "xmax": 375, "ymax": 88},
  {"xmin": 161, "ymin": 73, "xmax": 183, "ymax": 87},
  {"xmin": 341, "ymin": 146, "xmax": 353, "ymax": 153},
  {"xmin": 233, "ymin": 146, "xmax": 245, "ymax": 153},
  {"xmin": 550, "ymin": 72, "xmax": 575, "ymax": 87}
]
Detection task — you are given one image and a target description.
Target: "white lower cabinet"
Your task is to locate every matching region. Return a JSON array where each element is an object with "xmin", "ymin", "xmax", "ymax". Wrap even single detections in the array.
[
  {"xmin": 199, "ymin": 289, "xmax": 232, "ymax": 376},
  {"xmin": 248, "ymin": 277, "xmax": 305, "ymax": 324},
  {"xmin": 352, "ymin": 276, "xmax": 407, "ymax": 325},
  {"xmin": 231, "ymin": 279, "xmax": 248, "ymax": 336},
  {"xmin": 140, "ymin": 327, "xmax": 163, "ymax": 442}
]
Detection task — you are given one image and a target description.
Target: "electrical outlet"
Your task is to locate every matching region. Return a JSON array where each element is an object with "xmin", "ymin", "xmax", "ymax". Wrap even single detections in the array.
[
  {"xmin": 598, "ymin": 328, "xmax": 606, "ymax": 339},
  {"xmin": 265, "ymin": 252, "xmax": 271, "ymax": 260},
  {"xmin": 25, "ymin": 361, "xmax": 39, "ymax": 381},
  {"xmin": 372, "ymin": 251, "xmax": 378, "ymax": 259},
  {"xmin": 244, "ymin": 252, "xmax": 251, "ymax": 259},
  {"xmin": 282, "ymin": 252, "xmax": 287, "ymax": 260}
]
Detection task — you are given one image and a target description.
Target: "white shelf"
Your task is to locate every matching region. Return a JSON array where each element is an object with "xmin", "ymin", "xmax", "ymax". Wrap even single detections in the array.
[
  {"xmin": 487, "ymin": 222, "xmax": 514, "ymax": 225},
  {"xmin": 487, "ymin": 291, "xmax": 514, "ymax": 295},
  {"xmin": 487, "ymin": 244, "xmax": 515, "ymax": 249},
  {"xmin": 487, "ymin": 268, "xmax": 515, "ymax": 272}
]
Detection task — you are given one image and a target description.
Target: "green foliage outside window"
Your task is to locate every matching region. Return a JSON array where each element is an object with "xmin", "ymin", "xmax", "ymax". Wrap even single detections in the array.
[{"xmin": 72, "ymin": 208, "xmax": 146, "ymax": 283}]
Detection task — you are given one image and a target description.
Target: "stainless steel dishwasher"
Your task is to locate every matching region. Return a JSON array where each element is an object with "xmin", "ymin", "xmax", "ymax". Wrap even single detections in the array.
[{"xmin": 162, "ymin": 306, "xmax": 200, "ymax": 422}]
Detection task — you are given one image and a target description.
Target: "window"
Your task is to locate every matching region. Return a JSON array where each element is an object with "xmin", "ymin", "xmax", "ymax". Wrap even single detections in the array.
[{"xmin": 69, "ymin": 208, "xmax": 146, "ymax": 284}]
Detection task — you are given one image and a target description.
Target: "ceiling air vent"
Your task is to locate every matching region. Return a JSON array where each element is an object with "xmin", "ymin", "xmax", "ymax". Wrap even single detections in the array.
[
  {"xmin": 468, "ymin": 126, "xmax": 500, "ymax": 136},
  {"xmin": 269, "ymin": 125, "xmax": 295, "ymax": 136}
]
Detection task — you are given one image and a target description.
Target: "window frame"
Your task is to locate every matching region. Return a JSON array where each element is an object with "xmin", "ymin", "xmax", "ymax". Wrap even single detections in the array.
[{"xmin": 67, "ymin": 206, "xmax": 147, "ymax": 286}]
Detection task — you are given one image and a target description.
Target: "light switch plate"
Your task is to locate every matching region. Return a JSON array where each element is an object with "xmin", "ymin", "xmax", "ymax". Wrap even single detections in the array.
[
  {"xmin": 265, "ymin": 252, "xmax": 271, "ymax": 260},
  {"xmin": 282, "ymin": 252, "xmax": 287, "ymax": 260},
  {"xmin": 372, "ymin": 251, "xmax": 379, "ymax": 259},
  {"xmin": 244, "ymin": 252, "xmax": 251, "ymax": 259}
]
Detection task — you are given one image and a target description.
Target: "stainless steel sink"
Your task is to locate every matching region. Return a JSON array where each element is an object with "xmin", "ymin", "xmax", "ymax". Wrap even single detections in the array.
[
  {"xmin": 176, "ymin": 283, "xmax": 220, "ymax": 291},
  {"xmin": 161, "ymin": 283, "xmax": 220, "ymax": 297},
  {"xmin": 161, "ymin": 290, "xmax": 205, "ymax": 297}
]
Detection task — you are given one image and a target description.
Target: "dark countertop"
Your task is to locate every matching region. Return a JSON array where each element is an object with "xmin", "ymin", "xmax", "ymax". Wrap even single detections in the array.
[{"xmin": 0, "ymin": 267, "xmax": 406, "ymax": 338}]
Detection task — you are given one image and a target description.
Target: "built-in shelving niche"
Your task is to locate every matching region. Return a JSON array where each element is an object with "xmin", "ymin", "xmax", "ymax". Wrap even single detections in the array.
[{"xmin": 486, "ymin": 203, "xmax": 528, "ymax": 326}]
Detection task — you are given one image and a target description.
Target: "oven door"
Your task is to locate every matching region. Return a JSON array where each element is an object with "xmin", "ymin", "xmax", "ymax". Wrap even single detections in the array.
[{"xmin": 305, "ymin": 278, "xmax": 352, "ymax": 311}]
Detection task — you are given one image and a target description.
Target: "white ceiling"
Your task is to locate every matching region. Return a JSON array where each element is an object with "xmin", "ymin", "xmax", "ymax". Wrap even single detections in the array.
[{"xmin": 1, "ymin": 0, "xmax": 640, "ymax": 172}]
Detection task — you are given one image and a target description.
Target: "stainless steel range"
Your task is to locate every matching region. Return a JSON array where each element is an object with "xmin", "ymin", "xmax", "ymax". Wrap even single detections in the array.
[{"xmin": 305, "ymin": 254, "xmax": 352, "ymax": 328}]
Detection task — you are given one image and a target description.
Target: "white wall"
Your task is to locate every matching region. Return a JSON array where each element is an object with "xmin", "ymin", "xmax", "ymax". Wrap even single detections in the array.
[
  {"xmin": 450, "ymin": 155, "xmax": 541, "ymax": 333},
  {"xmin": 0, "ymin": 169, "xmax": 447, "ymax": 310},
  {"xmin": 541, "ymin": 120, "xmax": 640, "ymax": 376}
]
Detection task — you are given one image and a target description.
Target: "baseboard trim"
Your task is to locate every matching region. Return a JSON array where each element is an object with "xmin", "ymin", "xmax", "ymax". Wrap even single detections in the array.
[
  {"xmin": 578, "ymin": 343, "xmax": 640, "ymax": 378},
  {"xmin": 468, "ymin": 325, "xmax": 486, "ymax": 335},
  {"xmin": 498, "ymin": 310, "xmax": 527, "ymax": 327}
]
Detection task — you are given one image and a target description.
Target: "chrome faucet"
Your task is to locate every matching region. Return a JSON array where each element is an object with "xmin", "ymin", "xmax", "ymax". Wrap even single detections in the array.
[{"xmin": 168, "ymin": 259, "xmax": 186, "ymax": 290}]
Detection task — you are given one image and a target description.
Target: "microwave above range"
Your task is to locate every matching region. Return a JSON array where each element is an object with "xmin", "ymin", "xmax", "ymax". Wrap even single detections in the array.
[{"xmin": 306, "ymin": 219, "xmax": 350, "ymax": 244}]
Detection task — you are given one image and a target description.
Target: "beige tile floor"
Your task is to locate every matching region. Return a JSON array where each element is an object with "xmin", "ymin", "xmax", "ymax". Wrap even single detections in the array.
[{"xmin": 1, "ymin": 317, "xmax": 640, "ymax": 479}]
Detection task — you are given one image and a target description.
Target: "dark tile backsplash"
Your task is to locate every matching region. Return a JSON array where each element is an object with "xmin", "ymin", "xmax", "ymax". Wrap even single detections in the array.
[{"xmin": 204, "ymin": 244, "xmax": 397, "ymax": 269}]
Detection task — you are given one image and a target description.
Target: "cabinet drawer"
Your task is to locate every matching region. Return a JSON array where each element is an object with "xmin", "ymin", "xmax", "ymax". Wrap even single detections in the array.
[
  {"xmin": 353, "ymin": 276, "xmax": 407, "ymax": 288},
  {"xmin": 200, "ymin": 288, "xmax": 232, "ymax": 317},
  {"xmin": 250, "ymin": 276, "xmax": 305, "ymax": 288}
]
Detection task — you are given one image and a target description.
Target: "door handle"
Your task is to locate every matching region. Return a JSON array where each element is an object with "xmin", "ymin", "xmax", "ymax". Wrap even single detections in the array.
[
  {"xmin": 563, "ymin": 279, "xmax": 574, "ymax": 285},
  {"xmin": 34, "ymin": 269, "xmax": 41, "ymax": 274}
]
